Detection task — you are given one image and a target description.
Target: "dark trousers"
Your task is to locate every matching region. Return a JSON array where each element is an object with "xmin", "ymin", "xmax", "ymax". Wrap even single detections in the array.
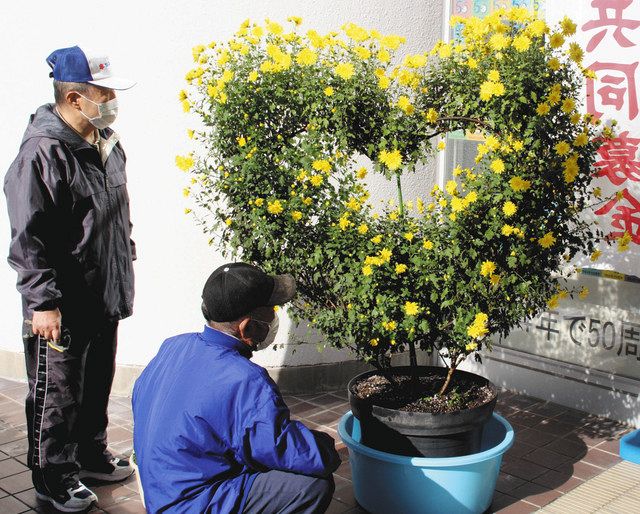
[
  {"xmin": 242, "ymin": 470, "xmax": 335, "ymax": 514},
  {"xmin": 22, "ymin": 318, "xmax": 118, "ymax": 486}
]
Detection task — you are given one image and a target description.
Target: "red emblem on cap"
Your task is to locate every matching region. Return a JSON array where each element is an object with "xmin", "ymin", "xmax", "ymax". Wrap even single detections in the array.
[{"xmin": 99, "ymin": 63, "xmax": 105, "ymax": 70}]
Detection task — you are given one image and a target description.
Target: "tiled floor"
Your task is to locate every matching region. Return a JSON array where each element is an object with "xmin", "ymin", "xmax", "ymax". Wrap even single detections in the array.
[{"xmin": 0, "ymin": 375, "xmax": 633, "ymax": 513}]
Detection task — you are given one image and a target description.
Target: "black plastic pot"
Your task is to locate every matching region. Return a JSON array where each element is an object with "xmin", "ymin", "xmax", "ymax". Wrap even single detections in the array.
[{"xmin": 348, "ymin": 366, "xmax": 498, "ymax": 458}]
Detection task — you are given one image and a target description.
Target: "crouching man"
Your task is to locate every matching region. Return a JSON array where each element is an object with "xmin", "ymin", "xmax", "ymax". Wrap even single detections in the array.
[{"xmin": 132, "ymin": 263, "xmax": 340, "ymax": 513}]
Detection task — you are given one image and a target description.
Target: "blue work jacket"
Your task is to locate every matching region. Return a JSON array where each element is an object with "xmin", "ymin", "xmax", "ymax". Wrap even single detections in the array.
[{"xmin": 132, "ymin": 326, "xmax": 340, "ymax": 513}]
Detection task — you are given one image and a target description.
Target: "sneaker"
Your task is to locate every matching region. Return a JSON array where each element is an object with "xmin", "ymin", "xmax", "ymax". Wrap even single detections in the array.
[
  {"xmin": 79, "ymin": 457, "xmax": 134, "ymax": 482},
  {"xmin": 35, "ymin": 479, "xmax": 97, "ymax": 513}
]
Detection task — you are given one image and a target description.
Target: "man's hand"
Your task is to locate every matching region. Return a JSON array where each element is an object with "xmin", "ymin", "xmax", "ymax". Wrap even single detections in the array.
[{"xmin": 32, "ymin": 309, "xmax": 62, "ymax": 342}]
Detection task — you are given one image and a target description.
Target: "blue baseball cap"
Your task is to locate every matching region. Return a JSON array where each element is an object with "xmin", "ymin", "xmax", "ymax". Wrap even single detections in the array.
[{"xmin": 46, "ymin": 46, "xmax": 135, "ymax": 90}]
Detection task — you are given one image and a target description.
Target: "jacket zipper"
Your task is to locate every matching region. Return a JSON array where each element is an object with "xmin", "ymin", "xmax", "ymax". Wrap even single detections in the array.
[{"xmin": 100, "ymin": 154, "xmax": 129, "ymax": 316}]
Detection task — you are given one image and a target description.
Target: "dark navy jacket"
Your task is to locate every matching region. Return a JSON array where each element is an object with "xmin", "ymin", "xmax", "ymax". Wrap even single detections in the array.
[
  {"xmin": 132, "ymin": 326, "xmax": 340, "ymax": 514},
  {"xmin": 4, "ymin": 104, "xmax": 135, "ymax": 321}
]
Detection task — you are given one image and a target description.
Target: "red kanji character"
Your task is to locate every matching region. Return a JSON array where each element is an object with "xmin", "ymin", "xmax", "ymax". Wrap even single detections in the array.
[
  {"xmin": 595, "ymin": 188, "xmax": 640, "ymax": 244},
  {"xmin": 582, "ymin": 0, "xmax": 640, "ymax": 52},
  {"xmin": 586, "ymin": 61, "xmax": 639, "ymax": 121},
  {"xmin": 595, "ymin": 131, "xmax": 640, "ymax": 185}
]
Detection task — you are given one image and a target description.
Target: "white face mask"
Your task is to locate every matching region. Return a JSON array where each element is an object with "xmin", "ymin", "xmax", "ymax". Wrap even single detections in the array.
[
  {"xmin": 78, "ymin": 93, "xmax": 118, "ymax": 129},
  {"xmin": 251, "ymin": 315, "xmax": 279, "ymax": 351}
]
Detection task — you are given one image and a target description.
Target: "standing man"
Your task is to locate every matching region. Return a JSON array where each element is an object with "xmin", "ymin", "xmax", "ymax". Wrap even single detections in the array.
[
  {"xmin": 4, "ymin": 46, "xmax": 137, "ymax": 512},
  {"xmin": 133, "ymin": 263, "xmax": 340, "ymax": 514}
]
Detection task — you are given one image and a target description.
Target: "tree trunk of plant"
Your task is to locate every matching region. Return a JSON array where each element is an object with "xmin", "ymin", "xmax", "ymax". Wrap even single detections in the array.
[{"xmin": 438, "ymin": 363, "xmax": 456, "ymax": 396}]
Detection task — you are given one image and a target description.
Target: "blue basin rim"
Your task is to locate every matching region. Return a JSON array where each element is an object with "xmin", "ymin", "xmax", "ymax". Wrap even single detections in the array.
[{"xmin": 338, "ymin": 411, "xmax": 514, "ymax": 467}]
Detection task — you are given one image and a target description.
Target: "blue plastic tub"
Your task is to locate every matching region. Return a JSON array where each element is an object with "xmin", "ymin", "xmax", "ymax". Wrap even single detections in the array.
[
  {"xmin": 619, "ymin": 428, "xmax": 640, "ymax": 464},
  {"xmin": 338, "ymin": 411, "xmax": 514, "ymax": 514}
]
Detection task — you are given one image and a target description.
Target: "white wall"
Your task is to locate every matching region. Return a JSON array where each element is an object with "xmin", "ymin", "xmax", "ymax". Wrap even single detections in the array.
[{"xmin": 0, "ymin": 0, "xmax": 443, "ymax": 370}]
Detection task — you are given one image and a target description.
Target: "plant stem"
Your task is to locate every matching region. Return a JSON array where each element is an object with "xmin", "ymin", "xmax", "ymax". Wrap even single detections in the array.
[
  {"xmin": 396, "ymin": 172, "xmax": 404, "ymax": 216},
  {"xmin": 438, "ymin": 363, "xmax": 455, "ymax": 396}
]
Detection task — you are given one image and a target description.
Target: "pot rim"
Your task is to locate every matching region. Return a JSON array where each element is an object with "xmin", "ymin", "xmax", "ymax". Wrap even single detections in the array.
[
  {"xmin": 348, "ymin": 365, "xmax": 498, "ymax": 416},
  {"xmin": 338, "ymin": 411, "xmax": 514, "ymax": 467}
]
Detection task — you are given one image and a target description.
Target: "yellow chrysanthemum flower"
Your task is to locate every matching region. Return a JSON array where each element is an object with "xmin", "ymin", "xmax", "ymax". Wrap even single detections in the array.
[
  {"xmin": 568, "ymin": 42, "xmax": 584, "ymax": 63},
  {"xmin": 555, "ymin": 141, "xmax": 571, "ymax": 156},
  {"xmin": 489, "ymin": 33, "xmax": 510, "ymax": 51},
  {"xmin": 480, "ymin": 261, "xmax": 496, "ymax": 277},
  {"xmin": 357, "ymin": 224, "xmax": 369, "ymax": 235},
  {"xmin": 510, "ymin": 176, "xmax": 531, "ymax": 191},
  {"xmin": 379, "ymin": 248, "xmax": 392, "ymax": 262},
  {"xmin": 175, "ymin": 154, "xmax": 194, "ymax": 171},
  {"xmin": 324, "ymin": 86, "xmax": 334, "ymax": 96},
  {"xmin": 334, "ymin": 62, "xmax": 355, "ymax": 80},
  {"xmin": 382, "ymin": 320, "xmax": 397, "ymax": 331},
  {"xmin": 312, "ymin": 160, "xmax": 331, "ymax": 173},
  {"xmin": 362, "ymin": 265, "xmax": 373, "ymax": 276},
  {"xmin": 561, "ymin": 98, "xmax": 575, "ymax": 114},
  {"xmin": 502, "ymin": 224, "xmax": 514, "ymax": 236},
  {"xmin": 538, "ymin": 231, "xmax": 556, "ymax": 248},
  {"xmin": 560, "ymin": 16, "xmax": 577, "ymax": 35},
  {"xmin": 404, "ymin": 301, "xmax": 420, "ymax": 316},
  {"xmin": 254, "ymin": 198, "xmax": 264, "ymax": 207},
  {"xmin": 338, "ymin": 216, "xmax": 351, "ymax": 230},
  {"xmin": 574, "ymin": 133, "xmax": 589, "ymax": 147},
  {"xmin": 527, "ymin": 19, "xmax": 547, "ymax": 37},
  {"xmin": 397, "ymin": 96, "xmax": 414, "ymax": 114},
  {"xmin": 291, "ymin": 211, "xmax": 303, "ymax": 222},
  {"xmin": 267, "ymin": 200, "xmax": 284, "ymax": 215},
  {"xmin": 381, "ymin": 34, "xmax": 405, "ymax": 50},
  {"xmin": 513, "ymin": 35, "xmax": 531, "ymax": 52},
  {"xmin": 550, "ymin": 33, "xmax": 565, "ymax": 49},
  {"xmin": 371, "ymin": 235, "xmax": 383, "ymax": 244},
  {"xmin": 379, "ymin": 149, "xmax": 403, "ymax": 171},
  {"xmin": 536, "ymin": 103, "xmax": 551, "ymax": 115},
  {"xmin": 395, "ymin": 263, "xmax": 408, "ymax": 274},
  {"xmin": 378, "ymin": 75, "xmax": 391, "ymax": 89},
  {"xmin": 548, "ymin": 57, "xmax": 561, "ymax": 71},
  {"xmin": 354, "ymin": 46, "xmax": 371, "ymax": 60},
  {"xmin": 467, "ymin": 312, "xmax": 489, "ymax": 339},
  {"xmin": 449, "ymin": 197, "xmax": 463, "ymax": 212},
  {"xmin": 296, "ymin": 48, "xmax": 318, "ymax": 66},
  {"xmin": 266, "ymin": 19, "xmax": 283, "ymax": 35},
  {"xmin": 490, "ymin": 159, "xmax": 505, "ymax": 174},
  {"xmin": 503, "ymin": 201, "xmax": 517, "ymax": 217},
  {"xmin": 423, "ymin": 239, "xmax": 434, "ymax": 250}
]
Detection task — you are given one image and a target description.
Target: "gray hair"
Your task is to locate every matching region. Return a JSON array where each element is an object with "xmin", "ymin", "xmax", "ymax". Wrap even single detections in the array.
[{"xmin": 53, "ymin": 80, "xmax": 90, "ymax": 105}]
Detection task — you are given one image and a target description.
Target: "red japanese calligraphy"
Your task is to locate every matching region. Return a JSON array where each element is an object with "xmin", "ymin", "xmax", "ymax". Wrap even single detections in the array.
[
  {"xmin": 595, "ymin": 131, "xmax": 640, "ymax": 185},
  {"xmin": 586, "ymin": 61, "xmax": 639, "ymax": 120},
  {"xmin": 582, "ymin": 0, "xmax": 640, "ymax": 52},
  {"xmin": 595, "ymin": 188, "xmax": 640, "ymax": 244}
]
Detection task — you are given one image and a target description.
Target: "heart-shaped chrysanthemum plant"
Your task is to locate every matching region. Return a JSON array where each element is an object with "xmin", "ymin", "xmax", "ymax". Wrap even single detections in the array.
[{"xmin": 178, "ymin": 9, "xmax": 616, "ymax": 393}]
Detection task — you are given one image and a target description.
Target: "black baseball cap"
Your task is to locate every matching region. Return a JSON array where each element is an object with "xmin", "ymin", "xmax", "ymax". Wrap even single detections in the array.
[{"xmin": 202, "ymin": 263, "xmax": 297, "ymax": 322}]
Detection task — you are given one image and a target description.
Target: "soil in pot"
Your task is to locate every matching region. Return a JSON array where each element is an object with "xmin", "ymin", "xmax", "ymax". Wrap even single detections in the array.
[{"xmin": 349, "ymin": 366, "xmax": 498, "ymax": 457}]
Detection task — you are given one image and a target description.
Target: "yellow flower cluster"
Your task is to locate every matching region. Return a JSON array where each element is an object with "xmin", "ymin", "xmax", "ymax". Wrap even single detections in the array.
[
  {"xmin": 267, "ymin": 199, "xmax": 284, "ymax": 214},
  {"xmin": 467, "ymin": 312, "xmax": 489, "ymax": 339},
  {"xmin": 175, "ymin": 154, "xmax": 194, "ymax": 171},
  {"xmin": 404, "ymin": 301, "xmax": 420, "ymax": 316},
  {"xmin": 378, "ymin": 149, "xmax": 403, "ymax": 171},
  {"xmin": 618, "ymin": 232, "xmax": 632, "ymax": 252},
  {"xmin": 538, "ymin": 231, "xmax": 556, "ymax": 248}
]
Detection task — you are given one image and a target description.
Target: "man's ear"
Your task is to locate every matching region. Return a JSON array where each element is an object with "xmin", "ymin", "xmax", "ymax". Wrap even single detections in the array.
[
  {"xmin": 237, "ymin": 317, "xmax": 252, "ymax": 339},
  {"xmin": 65, "ymin": 90, "xmax": 82, "ymax": 110}
]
